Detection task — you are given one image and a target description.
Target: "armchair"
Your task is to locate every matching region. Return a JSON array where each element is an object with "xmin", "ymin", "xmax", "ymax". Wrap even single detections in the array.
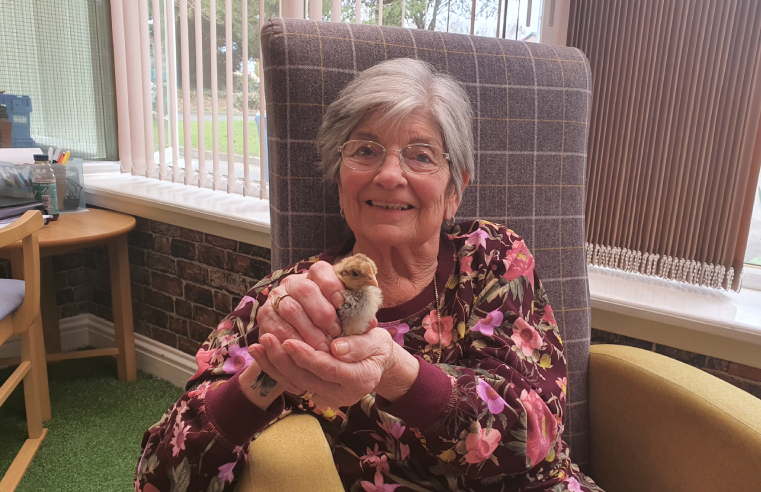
[
  {"xmin": 235, "ymin": 19, "xmax": 761, "ymax": 492},
  {"xmin": 0, "ymin": 210, "xmax": 48, "ymax": 491}
]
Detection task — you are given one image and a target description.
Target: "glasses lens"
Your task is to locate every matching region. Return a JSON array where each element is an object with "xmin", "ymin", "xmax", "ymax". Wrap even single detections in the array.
[
  {"xmin": 342, "ymin": 141, "xmax": 383, "ymax": 169},
  {"xmin": 401, "ymin": 144, "xmax": 443, "ymax": 174}
]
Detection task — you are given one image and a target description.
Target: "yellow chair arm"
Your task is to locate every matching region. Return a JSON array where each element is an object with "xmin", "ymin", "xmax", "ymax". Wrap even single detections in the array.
[
  {"xmin": 588, "ymin": 344, "xmax": 761, "ymax": 492},
  {"xmin": 235, "ymin": 413, "xmax": 343, "ymax": 492}
]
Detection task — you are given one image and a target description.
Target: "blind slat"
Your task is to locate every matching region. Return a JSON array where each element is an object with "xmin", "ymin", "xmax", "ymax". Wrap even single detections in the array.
[
  {"xmin": 152, "ymin": 0, "xmax": 167, "ymax": 180},
  {"xmin": 573, "ymin": 0, "xmax": 761, "ymax": 290},
  {"xmin": 195, "ymin": 0, "xmax": 207, "ymax": 187}
]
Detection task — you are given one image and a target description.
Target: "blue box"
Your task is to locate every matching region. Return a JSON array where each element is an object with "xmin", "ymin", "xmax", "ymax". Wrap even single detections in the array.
[{"xmin": 0, "ymin": 94, "xmax": 36, "ymax": 148}]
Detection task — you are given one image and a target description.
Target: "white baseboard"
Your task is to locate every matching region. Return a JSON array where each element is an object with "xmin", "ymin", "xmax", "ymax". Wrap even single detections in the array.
[{"xmin": 0, "ymin": 314, "xmax": 196, "ymax": 389}]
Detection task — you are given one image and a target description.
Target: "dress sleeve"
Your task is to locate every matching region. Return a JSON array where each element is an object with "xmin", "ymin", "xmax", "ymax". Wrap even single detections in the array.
[
  {"xmin": 134, "ymin": 265, "xmax": 304, "ymax": 492},
  {"xmin": 378, "ymin": 222, "xmax": 568, "ymax": 480}
]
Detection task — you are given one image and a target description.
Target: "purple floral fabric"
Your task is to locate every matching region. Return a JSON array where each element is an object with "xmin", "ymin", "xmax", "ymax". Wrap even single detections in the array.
[{"xmin": 135, "ymin": 220, "xmax": 603, "ymax": 492}]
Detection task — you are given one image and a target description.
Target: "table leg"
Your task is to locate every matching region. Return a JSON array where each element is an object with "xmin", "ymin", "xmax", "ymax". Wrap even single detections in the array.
[
  {"xmin": 40, "ymin": 256, "xmax": 62, "ymax": 354},
  {"xmin": 10, "ymin": 252, "xmax": 52, "ymax": 421},
  {"xmin": 109, "ymin": 234, "xmax": 136, "ymax": 381}
]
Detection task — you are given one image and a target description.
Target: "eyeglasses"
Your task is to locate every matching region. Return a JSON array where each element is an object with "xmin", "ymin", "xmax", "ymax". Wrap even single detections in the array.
[{"xmin": 337, "ymin": 140, "xmax": 450, "ymax": 175}]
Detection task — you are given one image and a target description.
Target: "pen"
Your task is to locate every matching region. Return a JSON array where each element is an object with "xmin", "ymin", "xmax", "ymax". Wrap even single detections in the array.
[{"xmin": 47, "ymin": 146, "xmax": 54, "ymax": 161}]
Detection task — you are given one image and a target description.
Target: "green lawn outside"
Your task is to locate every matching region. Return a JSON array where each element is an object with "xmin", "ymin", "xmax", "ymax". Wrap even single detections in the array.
[{"xmin": 153, "ymin": 118, "xmax": 260, "ymax": 158}]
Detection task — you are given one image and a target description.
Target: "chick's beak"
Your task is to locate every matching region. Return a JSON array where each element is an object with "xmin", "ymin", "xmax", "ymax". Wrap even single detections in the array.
[{"xmin": 367, "ymin": 274, "xmax": 379, "ymax": 288}]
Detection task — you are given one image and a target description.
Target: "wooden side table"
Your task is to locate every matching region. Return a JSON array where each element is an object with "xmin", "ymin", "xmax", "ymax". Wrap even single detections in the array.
[{"xmin": 0, "ymin": 208, "xmax": 136, "ymax": 420}]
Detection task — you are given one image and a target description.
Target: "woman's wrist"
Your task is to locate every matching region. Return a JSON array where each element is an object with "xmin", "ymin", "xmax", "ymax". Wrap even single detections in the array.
[
  {"xmin": 375, "ymin": 342, "xmax": 420, "ymax": 402},
  {"xmin": 238, "ymin": 360, "xmax": 285, "ymax": 409}
]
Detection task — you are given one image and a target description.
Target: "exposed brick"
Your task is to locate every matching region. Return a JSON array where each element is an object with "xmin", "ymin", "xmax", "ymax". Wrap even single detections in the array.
[
  {"xmin": 188, "ymin": 321, "xmax": 213, "ymax": 342},
  {"xmin": 214, "ymin": 291, "xmax": 232, "ymax": 313},
  {"xmin": 150, "ymin": 328, "xmax": 178, "ymax": 349},
  {"xmin": 134, "ymin": 302, "xmax": 169, "ymax": 328},
  {"xmin": 185, "ymin": 284, "xmax": 214, "ymax": 308},
  {"xmin": 154, "ymin": 236, "xmax": 171, "ymax": 255},
  {"xmin": 130, "ymin": 265, "xmax": 151, "ymax": 286},
  {"xmin": 205, "ymin": 233, "xmax": 238, "ymax": 251},
  {"xmin": 209, "ymin": 269, "xmax": 247, "ymax": 296},
  {"xmin": 152, "ymin": 271, "xmax": 183, "ymax": 297},
  {"xmin": 93, "ymin": 270, "xmax": 111, "ymax": 291},
  {"xmin": 193, "ymin": 305, "xmax": 221, "ymax": 327},
  {"xmin": 180, "ymin": 228, "xmax": 204, "ymax": 242},
  {"xmin": 131, "ymin": 282, "xmax": 143, "ymax": 302},
  {"xmin": 128, "ymin": 230, "xmax": 154, "ymax": 250},
  {"xmin": 175, "ymin": 298, "xmax": 193, "ymax": 319},
  {"xmin": 591, "ymin": 329, "xmax": 654, "ymax": 351},
  {"xmin": 151, "ymin": 221, "xmax": 181, "ymax": 237},
  {"xmin": 91, "ymin": 287, "xmax": 110, "ymax": 306},
  {"xmin": 93, "ymin": 304, "xmax": 114, "ymax": 323},
  {"xmin": 198, "ymin": 245, "xmax": 227, "ymax": 270},
  {"xmin": 706, "ymin": 356, "xmax": 730, "ymax": 372},
  {"xmin": 177, "ymin": 337, "xmax": 201, "ymax": 356},
  {"xmin": 128, "ymin": 247, "xmax": 146, "ymax": 266},
  {"xmin": 135, "ymin": 217, "xmax": 151, "ymax": 232},
  {"xmin": 143, "ymin": 287, "xmax": 175, "ymax": 313},
  {"xmin": 654, "ymin": 345, "xmax": 708, "ymax": 369},
  {"xmin": 60, "ymin": 301, "xmax": 90, "ymax": 319},
  {"xmin": 67, "ymin": 267, "xmax": 90, "ymax": 286},
  {"xmin": 147, "ymin": 252, "xmax": 176, "ymax": 275},
  {"xmin": 54, "ymin": 272, "xmax": 67, "ymax": 289},
  {"xmin": 167, "ymin": 316, "xmax": 188, "ymax": 336},
  {"xmin": 177, "ymin": 260, "xmax": 209, "ymax": 284},
  {"xmin": 250, "ymin": 258, "xmax": 271, "ymax": 280},
  {"xmin": 52, "ymin": 253, "xmax": 83, "ymax": 272},
  {"xmin": 238, "ymin": 243, "xmax": 270, "ymax": 259},
  {"xmin": 133, "ymin": 319, "xmax": 151, "ymax": 338},
  {"xmin": 728, "ymin": 363, "xmax": 761, "ymax": 382},
  {"xmin": 226, "ymin": 252, "xmax": 251, "ymax": 275},
  {"xmin": 171, "ymin": 239, "xmax": 197, "ymax": 261},
  {"xmin": 56, "ymin": 288, "xmax": 74, "ymax": 305}
]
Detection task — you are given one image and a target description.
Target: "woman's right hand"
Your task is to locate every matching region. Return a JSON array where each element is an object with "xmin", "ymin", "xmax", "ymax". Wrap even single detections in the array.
[{"xmin": 254, "ymin": 261, "xmax": 347, "ymax": 353}]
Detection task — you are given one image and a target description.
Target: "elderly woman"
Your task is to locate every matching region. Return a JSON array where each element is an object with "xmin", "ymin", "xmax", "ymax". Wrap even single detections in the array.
[{"xmin": 135, "ymin": 58, "xmax": 603, "ymax": 492}]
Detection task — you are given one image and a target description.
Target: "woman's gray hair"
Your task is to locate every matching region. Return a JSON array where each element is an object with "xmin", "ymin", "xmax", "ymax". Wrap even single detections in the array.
[{"xmin": 316, "ymin": 58, "xmax": 474, "ymax": 198}]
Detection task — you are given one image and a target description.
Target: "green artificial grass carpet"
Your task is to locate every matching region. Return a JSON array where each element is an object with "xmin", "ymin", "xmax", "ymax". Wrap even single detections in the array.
[{"xmin": 0, "ymin": 356, "xmax": 184, "ymax": 491}]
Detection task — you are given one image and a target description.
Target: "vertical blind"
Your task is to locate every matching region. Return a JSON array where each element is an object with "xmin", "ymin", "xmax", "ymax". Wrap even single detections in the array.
[
  {"xmin": 109, "ymin": 0, "xmax": 546, "ymax": 199},
  {"xmin": 568, "ymin": 0, "xmax": 761, "ymax": 291}
]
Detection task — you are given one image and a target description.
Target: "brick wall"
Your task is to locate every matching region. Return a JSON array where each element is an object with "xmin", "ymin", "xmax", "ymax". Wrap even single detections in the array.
[
  {"xmin": 0, "ymin": 215, "xmax": 271, "ymax": 357},
  {"xmin": 591, "ymin": 329, "xmax": 761, "ymax": 399},
  {"xmin": 2, "ymin": 216, "xmax": 759, "ymax": 400}
]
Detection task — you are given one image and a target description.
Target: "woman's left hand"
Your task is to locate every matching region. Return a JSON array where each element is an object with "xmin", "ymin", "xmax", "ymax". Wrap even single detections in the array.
[{"xmin": 250, "ymin": 328, "xmax": 419, "ymax": 408}]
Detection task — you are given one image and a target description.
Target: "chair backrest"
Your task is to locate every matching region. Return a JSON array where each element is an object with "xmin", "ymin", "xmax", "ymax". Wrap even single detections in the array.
[{"xmin": 261, "ymin": 18, "xmax": 593, "ymax": 469}]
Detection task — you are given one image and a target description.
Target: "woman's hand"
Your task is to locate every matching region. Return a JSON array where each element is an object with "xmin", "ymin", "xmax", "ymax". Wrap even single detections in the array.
[
  {"xmin": 250, "ymin": 328, "xmax": 419, "ymax": 408},
  {"xmin": 256, "ymin": 261, "xmax": 346, "ymax": 353}
]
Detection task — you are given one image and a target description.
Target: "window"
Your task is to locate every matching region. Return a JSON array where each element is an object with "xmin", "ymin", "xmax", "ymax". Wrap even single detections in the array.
[{"xmin": 0, "ymin": 0, "xmax": 118, "ymax": 160}]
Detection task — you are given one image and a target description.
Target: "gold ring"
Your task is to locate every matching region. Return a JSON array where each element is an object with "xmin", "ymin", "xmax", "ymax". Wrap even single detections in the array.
[
  {"xmin": 298, "ymin": 390, "xmax": 313, "ymax": 401},
  {"xmin": 272, "ymin": 294, "xmax": 291, "ymax": 315}
]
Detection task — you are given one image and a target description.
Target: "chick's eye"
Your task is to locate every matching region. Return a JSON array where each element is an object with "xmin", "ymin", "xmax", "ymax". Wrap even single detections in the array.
[{"xmin": 351, "ymin": 270, "xmax": 359, "ymax": 277}]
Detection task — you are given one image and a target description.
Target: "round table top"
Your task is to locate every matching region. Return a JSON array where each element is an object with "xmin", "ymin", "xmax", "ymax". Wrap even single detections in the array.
[{"xmin": 1, "ymin": 208, "xmax": 135, "ymax": 252}]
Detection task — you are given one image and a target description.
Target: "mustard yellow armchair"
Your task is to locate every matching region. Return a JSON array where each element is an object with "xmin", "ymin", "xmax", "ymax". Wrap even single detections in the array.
[{"xmin": 235, "ymin": 344, "xmax": 761, "ymax": 492}]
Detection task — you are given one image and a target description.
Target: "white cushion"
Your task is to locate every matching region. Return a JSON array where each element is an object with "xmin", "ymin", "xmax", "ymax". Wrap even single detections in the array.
[{"xmin": 0, "ymin": 279, "xmax": 25, "ymax": 320}]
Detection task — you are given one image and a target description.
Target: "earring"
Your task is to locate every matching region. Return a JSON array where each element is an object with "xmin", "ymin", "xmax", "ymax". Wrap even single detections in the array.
[{"xmin": 340, "ymin": 208, "xmax": 345, "ymax": 219}]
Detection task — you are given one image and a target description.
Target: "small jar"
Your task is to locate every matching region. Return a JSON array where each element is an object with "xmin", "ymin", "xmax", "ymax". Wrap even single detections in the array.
[{"xmin": 31, "ymin": 154, "xmax": 59, "ymax": 220}]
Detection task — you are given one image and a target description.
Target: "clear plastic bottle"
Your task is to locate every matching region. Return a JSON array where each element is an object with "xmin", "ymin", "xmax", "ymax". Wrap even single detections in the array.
[{"xmin": 31, "ymin": 154, "xmax": 59, "ymax": 220}]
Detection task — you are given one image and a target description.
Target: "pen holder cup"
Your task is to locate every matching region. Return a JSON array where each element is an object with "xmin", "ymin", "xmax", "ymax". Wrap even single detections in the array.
[
  {"xmin": 0, "ymin": 162, "xmax": 34, "ymax": 199},
  {"xmin": 53, "ymin": 158, "xmax": 85, "ymax": 212}
]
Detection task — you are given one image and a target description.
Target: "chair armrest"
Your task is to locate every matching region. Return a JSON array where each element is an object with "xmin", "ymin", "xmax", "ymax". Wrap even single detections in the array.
[
  {"xmin": 234, "ymin": 413, "xmax": 343, "ymax": 492},
  {"xmin": 588, "ymin": 344, "xmax": 761, "ymax": 492}
]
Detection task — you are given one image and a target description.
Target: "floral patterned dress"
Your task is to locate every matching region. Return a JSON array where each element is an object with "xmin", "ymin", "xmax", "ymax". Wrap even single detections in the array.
[{"xmin": 135, "ymin": 220, "xmax": 603, "ymax": 492}]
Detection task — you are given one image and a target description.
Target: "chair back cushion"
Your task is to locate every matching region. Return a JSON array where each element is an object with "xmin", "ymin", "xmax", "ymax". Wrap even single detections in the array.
[
  {"xmin": 0, "ymin": 278, "xmax": 25, "ymax": 320},
  {"xmin": 261, "ymin": 18, "xmax": 593, "ymax": 469}
]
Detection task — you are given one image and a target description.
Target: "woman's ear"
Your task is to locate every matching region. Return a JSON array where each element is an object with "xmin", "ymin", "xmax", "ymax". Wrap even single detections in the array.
[{"xmin": 447, "ymin": 173, "xmax": 470, "ymax": 219}]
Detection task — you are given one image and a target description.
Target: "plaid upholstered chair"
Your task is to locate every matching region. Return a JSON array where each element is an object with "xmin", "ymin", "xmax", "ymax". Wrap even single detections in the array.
[{"xmin": 234, "ymin": 18, "xmax": 761, "ymax": 492}]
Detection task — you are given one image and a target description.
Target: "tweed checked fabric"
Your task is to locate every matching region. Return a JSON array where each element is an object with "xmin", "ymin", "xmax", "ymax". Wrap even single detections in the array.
[{"xmin": 261, "ymin": 18, "xmax": 593, "ymax": 469}]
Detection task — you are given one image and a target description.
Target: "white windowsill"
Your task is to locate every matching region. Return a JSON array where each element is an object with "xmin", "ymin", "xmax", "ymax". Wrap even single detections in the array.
[
  {"xmin": 589, "ymin": 265, "xmax": 761, "ymax": 369},
  {"xmin": 83, "ymin": 164, "xmax": 271, "ymax": 248},
  {"xmin": 82, "ymin": 164, "xmax": 761, "ymax": 368}
]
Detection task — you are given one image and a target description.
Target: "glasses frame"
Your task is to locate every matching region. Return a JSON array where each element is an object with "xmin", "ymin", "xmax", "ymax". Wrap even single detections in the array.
[{"xmin": 337, "ymin": 140, "xmax": 450, "ymax": 175}]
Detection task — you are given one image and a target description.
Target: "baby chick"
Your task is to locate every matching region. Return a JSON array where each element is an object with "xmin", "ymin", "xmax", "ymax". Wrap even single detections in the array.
[{"xmin": 333, "ymin": 254, "xmax": 383, "ymax": 336}]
